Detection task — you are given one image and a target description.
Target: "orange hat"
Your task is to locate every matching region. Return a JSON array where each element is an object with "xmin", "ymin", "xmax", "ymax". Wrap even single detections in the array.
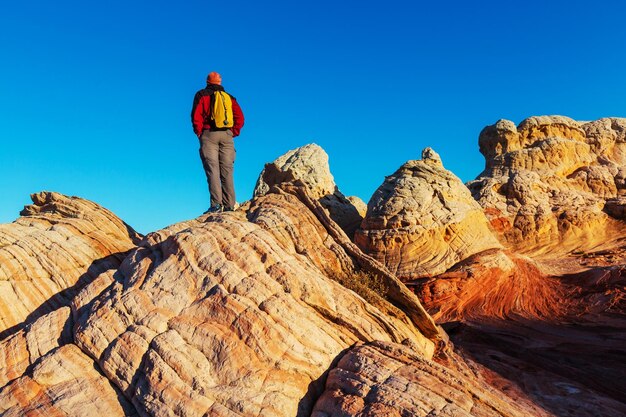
[{"xmin": 207, "ymin": 72, "xmax": 222, "ymax": 85}]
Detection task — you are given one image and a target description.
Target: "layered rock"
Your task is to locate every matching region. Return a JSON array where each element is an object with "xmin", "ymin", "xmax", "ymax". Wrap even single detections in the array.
[
  {"xmin": 355, "ymin": 148, "xmax": 502, "ymax": 279},
  {"xmin": 69, "ymin": 183, "xmax": 440, "ymax": 417},
  {"xmin": 254, "ymin": 143, "xmax": 365, "ymax": 238},
  {"xmin": 410, "ymin": 250, "xmax": 556, "ymax": 323},
  {"xmin": 0, "ymin": 306, "xmax": 136, "ymax": 416},
  {"xmin": 0, "ymin": 307, "xmax": 73, "ymax": 387},
  {"xmin": 410, "ymin": 247, "xmax": 626, "ymax": 417},
  {"xmin": 312, "ymin": 341, "xmax": 548, "ymax": 417},
  {"xmin": 254, "ymin": 144, "xmax": 337, "ymax": 200},
  {"xmin": 0, "ymin": 343, "xmax": 137, "ymax": 416},
  {"xmin": 0, "ymin": 192, "xmax": 140, "ymax": 336},
  {"xmin": 3, "ymin": 134, "xmax": 626, "ymax": 417},
  {"xmin": 468, "ymin": 116, "xmax": 626, "ymax": 254}
]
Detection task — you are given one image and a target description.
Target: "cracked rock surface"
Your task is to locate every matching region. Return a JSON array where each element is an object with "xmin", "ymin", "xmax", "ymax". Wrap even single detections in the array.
[
  {"xmin": 2, "ymin": 130, "xmax": 625, "ymax": 416},
  {"xmin": 312, "ymin": 341, "xmax": 548, "ymax": 417},
  {"xmin": 0, "ymin": 184, "xmax": 445, "ymax": 417},
  {"xmin": 0, "ymin": 191, "xmax": 140, "ymax": 336}
]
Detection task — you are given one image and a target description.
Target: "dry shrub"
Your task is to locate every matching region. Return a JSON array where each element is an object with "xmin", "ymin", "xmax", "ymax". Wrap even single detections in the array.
[{"xmin": 335, "ymin": 270, "xmax": 404, "ymax": 317}]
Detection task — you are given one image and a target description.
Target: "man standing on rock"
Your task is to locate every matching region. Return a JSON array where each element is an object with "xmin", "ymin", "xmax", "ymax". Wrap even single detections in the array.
[{"xmin": 191, "ymin": 71, "xmax": 245, "ymax": 213}]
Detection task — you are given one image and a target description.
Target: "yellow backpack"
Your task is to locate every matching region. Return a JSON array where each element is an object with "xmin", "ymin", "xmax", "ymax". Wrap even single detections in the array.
[{"xmin": 210, "ymin": 91, "xmax": 234, "ymax": 128}]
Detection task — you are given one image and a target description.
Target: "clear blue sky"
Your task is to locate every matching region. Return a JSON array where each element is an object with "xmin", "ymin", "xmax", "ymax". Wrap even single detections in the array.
[{"xmin": 1, "ymin": 1, "xmax": 625, "ymax": 234}]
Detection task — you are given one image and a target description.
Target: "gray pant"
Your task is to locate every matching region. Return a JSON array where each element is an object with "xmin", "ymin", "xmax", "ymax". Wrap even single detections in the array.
[{"xmin": 199, "ymin": 130, "xmax": 236, "ymax": 208}]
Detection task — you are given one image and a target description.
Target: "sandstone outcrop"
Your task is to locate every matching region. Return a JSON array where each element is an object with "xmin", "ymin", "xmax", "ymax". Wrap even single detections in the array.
[
  {"xmin": 254, "ymin": 143, "xmax": 364, "ymax": 238},
  {"xmin": 3, "ymin": 132, "xmax": 626, "ymax": 417},
  {"xmin": 312, "ymin": 341, "xmax": 549, "ymax": 417},
  {"xmin": 410, "ymin": 247, "xmax": 626, "ymax": 416},
  {"xmin": 468, "ymin": 116, "xmax": 626, "ymax": 254},
  {"xmin": 88, "ymin": 188, "xmax": 439, "ymax": 416},
  {"xmin": 254, "ymin": 144, "xmax": 337, "ymax": 200},
  {"xmin": 0, "ymin": 182, "xmax": 434, "ymax": 417},
  {"xmin": 0, "ymin": 343, "xmax": 137, "ymax": 416},
  {"xmin": 0, "ymin": 192, "xmax": 140, "ymax": 336},
  {"xmin": 410, "ymin": 250, "xmax": 552, "ymax": 323},
  {"xmin": 355, "ymin": 147, "xmax": 502, "ymax": 279},
  {"xmin": 0, "ymin": 307, "xmax": 72, "ymax": 387},
  {"xmin": 0, "ymin": 306, "xmax": 137, "ymax": 416}
]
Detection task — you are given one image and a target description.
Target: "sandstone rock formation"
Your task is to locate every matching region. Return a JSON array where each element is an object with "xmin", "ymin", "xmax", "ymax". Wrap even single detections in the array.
[
  {"xmin": 0, "ymin": 336, "xmax": 137, "ymax": 417},
  {"xmin": 0, "ymin": 192, "xmax": 140, "ymax": 337},
  {"xmin": 2, "ymin": 133, "xmax": 626, "ymax": 417},
  {"xmin": 71, "ymin": 183, "xmax": 442, "ymax": 417},
  {"xmin": 468, "ymin": 116, "xmax": 626, "ymax": 254},
  {"xmin": 0, "ymin": 305, "xmax": 137, "ymax": 416},
  {"xmin": 410, "ymin": 247, "xmax": 626, "ymax": 416},
  {"xmin": 0, "ymin": 307, "xmax": 72, "ymax": 388},
  {"xmin": 0, "ymin": 183, "xmax": 447, "ymax": 417},
  {"xmin": 355, "ymin": 147, "xmax": 502, "ymax": 279},
  {"xmin": 254, "ymin": 143, "xmax": 364, "ymax": 238},
  {"xmin": 254, "ymin": 144, "xmax": 337, "ymax": 200},
  {"xmin": 312, "ymin": 341, "xmax": 549, "ymax": 417}
]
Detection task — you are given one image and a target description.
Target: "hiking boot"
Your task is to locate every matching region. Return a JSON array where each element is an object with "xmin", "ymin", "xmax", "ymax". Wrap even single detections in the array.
[
  {"xmin": 203, "ymin": 204, "xmax": 222, "ymax": 214},
  {"xmin": 222, "ymin": 206, "xmax": 235, "ymax": 212}
]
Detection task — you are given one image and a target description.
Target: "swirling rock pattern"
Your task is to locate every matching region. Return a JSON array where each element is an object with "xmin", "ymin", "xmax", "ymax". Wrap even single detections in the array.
[
  {"xmin": 312, "ymin": 341, "xmax": 549, "ymax": 417},
  {"xmin": 0, "ymin": 185, "xmax": 441, "ymax": 417},
  {"xmin": 0, "ymin": 191, "xmax": 140, "ymax": 336},
  {"xmin": 70, "ymin": 184, "xmax": 439, "ymax": 417},
  {"xmin": 0, "ymin": 306, "xmax": 136, "ymax": 416},
  {"xmin": 410, "ymin": 250, "xmax": 557, "ymax": 323},
  {"xmin": 468, "ymin": 116, "xmax": 626, "ymax": 254},
  {"xmin": 254, "ymin": 143, "xmax": 338, "ymax": 200},
  {"xmin": 3, "ymin": 133, "xmax": 626, "ymax": 416},
  {"xmin": 0, "ymin": 307, "xmax": 72, "ymax": 387},
  {"xmin": 355, "ymin": 148, "xmax": 502, "ymax": 279},
  {"xmin": 410, "ymin": 248, "xmax": 626, "ymax": 417},
  {"xmin": 0, "ymin": 343, "xmax": 137, "ymax": 416}
]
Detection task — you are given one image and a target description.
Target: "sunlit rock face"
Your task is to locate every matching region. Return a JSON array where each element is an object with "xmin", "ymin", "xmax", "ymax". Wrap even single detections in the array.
[
  {"xmin": 73, "ymin": 186, "xmax": 439, "ymax": 417},
  {"xmin": 0, "ymin": 307, "xmax": 137, "ymax": 417},
  {"xmin": 0, "ymin": 191, "xmax": 140, "ymax": 336},
  {"xmin": 2, "ymin": 135, "xmax": 626, "ymax": 417},
  {"xmin": 311, "ymin": 341, "xmax": 550, "ymax": 417},
  {"xmin": 0, "ymin": 307, "xmax": 73, "ymax": 388},
  {"xmin": 0, "ymin": 183, "xmax": 441, "ymax": 417},
  {"xmin": 0, "ymin": 342, "xmax": 138, "ymax": 417},
  {"xmin": 468, "ymin": 116, "xmax": 626, "ymax": 255},
  {"xmin": 254, "ymin": 143, "xmax": 337, "ymax": 200},
  {"xmin": 254, "ymin": 143, "xmax": 364, "ymax": 238},
  {"xmin": 355, "ymin": 147, "xmax": 502, "ymax": 279}
]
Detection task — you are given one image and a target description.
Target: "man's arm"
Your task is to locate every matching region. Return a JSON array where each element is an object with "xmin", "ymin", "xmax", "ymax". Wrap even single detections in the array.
[
  {"xmin": 231, "ymin": 98, "xmax": 244, "ymax": 137},
  {"xmin": 191, "ymin": 91, "xmax": 208, "ymax": 137}
]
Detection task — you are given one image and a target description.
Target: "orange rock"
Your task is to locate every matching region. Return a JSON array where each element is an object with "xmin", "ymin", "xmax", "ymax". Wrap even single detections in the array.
[
  {"xmin": 0, "ymin": 192, "xmax": 140, "ymax": 336},
  {"xmin": 70, "ymin": 184, "xmax": 439, "ymax": 417},
  {"xmin": 469, "ymin": 116, "xmax": 626, "ymax": 255},
  {"xmin": 312, "ymin": 341, "xmax": 550, "ymax": 417},
  {"xmin": 355, "ymin": 148, "xmax": 502, "ymax": 279}
]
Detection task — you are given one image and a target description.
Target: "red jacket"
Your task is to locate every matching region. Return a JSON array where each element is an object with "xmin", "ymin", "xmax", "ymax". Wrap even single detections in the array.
[{"xmin": 191, "ymin": 84, "xmax": 245, "ymax": 137}]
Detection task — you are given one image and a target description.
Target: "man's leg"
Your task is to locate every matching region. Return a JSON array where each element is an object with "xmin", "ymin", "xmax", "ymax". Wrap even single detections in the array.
[
  {"xmin": 219, "ymin": 130, "xmax": 236, "ymax": 209},
  {"xmin": 199, "ymin": 131, "xmax": 222, "ymax": 208}
]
